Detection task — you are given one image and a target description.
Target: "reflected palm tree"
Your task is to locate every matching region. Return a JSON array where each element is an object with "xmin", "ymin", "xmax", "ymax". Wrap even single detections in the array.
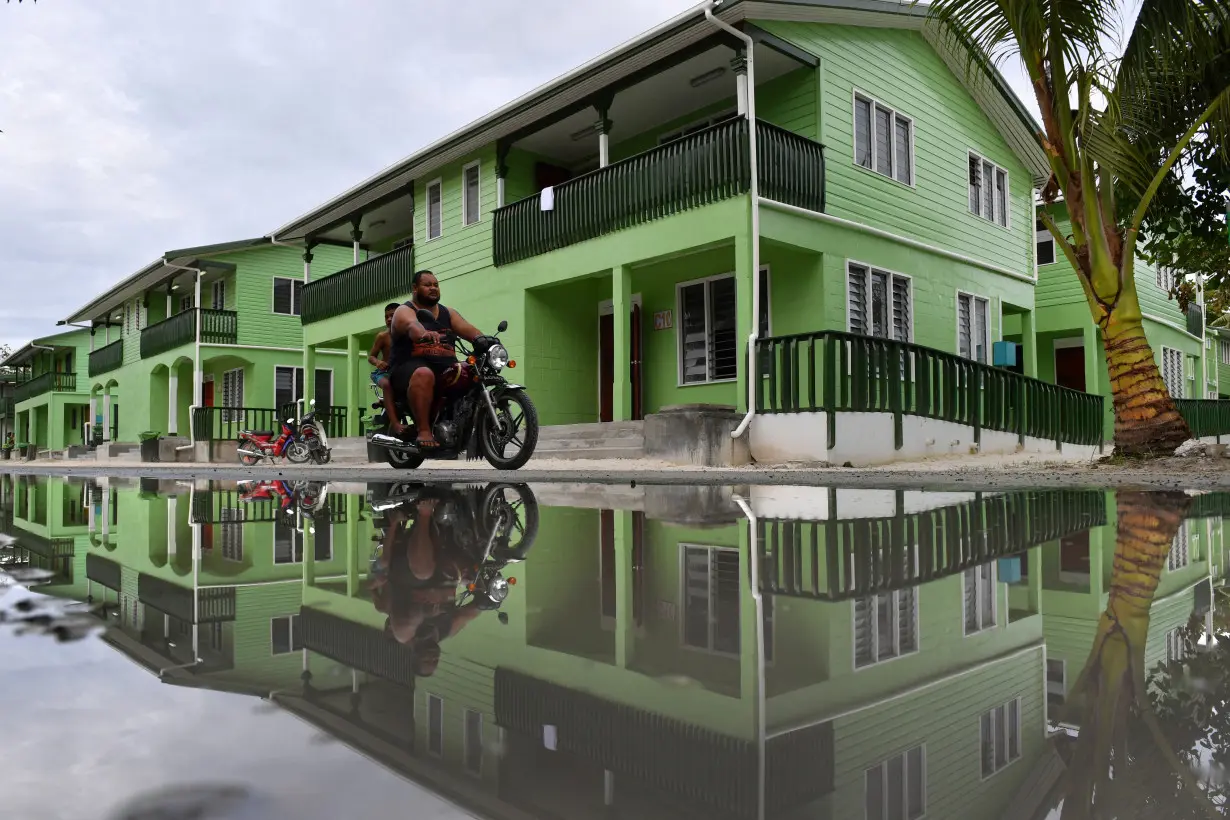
[{"xmin": 1061, "ymin": 490, "xmax": 1227, "ymax": 818}]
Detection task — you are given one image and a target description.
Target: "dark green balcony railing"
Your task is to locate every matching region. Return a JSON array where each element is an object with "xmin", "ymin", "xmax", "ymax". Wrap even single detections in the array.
[
  {"xmin": 495, "ymin": 117, "xmax": 750, "ymax": 266},
  {"xmin": 1176, "ymin": 398, "xmax": 1230, "ymax": 441},
  {"xmin": 301, "ymin": 243, "xmax": 414, "ymax": 325},
  {"xmin": 759, "ymin": 489, "xmax": 1107, "ymax": 601},
  {"xmin": 88, "ymin": 339, "xmax": 124, "ymax": 377},
  {"xmin": 192, "ymin": 406, "xmax": 281, "ymax": 443},
  {"xmin": 141, "ymin": 309, "xmax": 237, "ymax": 359},
  {"xmin": 757, "ymin": 331, "xmax": 1105, "ymax": 450},
  {"xmin": 493, "ymin": 118, "xmax": 827, "ymax": 266},
  {"xmin": 1187, "ymin": 304, "xmax": 1205, "ymax": 338},
  {"xmin": 13, "ymin": 372, "xmax": 77, "ymax": 404},
  {"xmin": 138, "ymin": 574, "xmax": 237, "ymax": 623},
  {"xmin": 299, "ymin": 607, "xmax": 418, "ymax": 687}
]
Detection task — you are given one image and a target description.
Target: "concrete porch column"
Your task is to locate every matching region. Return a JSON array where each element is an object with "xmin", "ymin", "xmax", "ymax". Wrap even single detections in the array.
[
  {"xmin": 304, "ymin": 345, "xmax": 316, "ymax": 417},
  {"xmin": 88, "ymin": 397, "xmax": 96, "ymax": 442},
  {"xmin": 346, "ymin": 334, "xmax": 360, "ymax": 436},
  {"xmin": 614, "ymin": 509, "xmax": 635, "ymax": 669},
  {"xmin": 102, "ymin": 393, "xmax": 112, "ymax": 442},
  {"xmin": 1020, "ymin": 310, "xmax": 1038, "ymax": 378},
  {"xmin": 1081, "ymin": 323, "xmax": 1102, "ymax": 391},
  {"xmin": 168, "ymin": 370, "xmax": 179, "ymax": 436},
  {"xmin": 612, "ymin": 264, "xmax": 632, "ymax": 422}
]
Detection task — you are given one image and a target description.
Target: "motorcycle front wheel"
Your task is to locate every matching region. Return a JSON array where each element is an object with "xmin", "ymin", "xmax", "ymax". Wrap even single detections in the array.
[
  {"xmin": 285, "ymin": 440, "xmax": 311, "ymax": 464},
  {"xmin": 479, "ymin": 389, "xmax": 539, "ymax": 470}
]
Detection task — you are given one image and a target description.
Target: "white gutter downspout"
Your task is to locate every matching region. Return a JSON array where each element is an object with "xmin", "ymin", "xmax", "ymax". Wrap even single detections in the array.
[
  {"xmin": 163, "ymin": 261, "xmax": 206, "ymax": 452},
  {"xmin": 732, "ymin": 495, "xmax": 766, "ymax": 820},
  {"xmin": 703, "ymin": 2, "xmax": 760, "ymax": 440}
]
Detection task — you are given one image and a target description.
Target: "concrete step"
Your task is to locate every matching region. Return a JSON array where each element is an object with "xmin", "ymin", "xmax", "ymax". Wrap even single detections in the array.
[
  {"xmin": 534, "ymin": 445, "xmax": 645, "ymax": 461},
  {"xmin": 537, "ymin": 421, "xmax": 644, "ymax": 442}
]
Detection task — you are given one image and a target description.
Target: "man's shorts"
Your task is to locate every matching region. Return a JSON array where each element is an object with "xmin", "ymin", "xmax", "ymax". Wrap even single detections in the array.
[
  {"xmin": 388, "ymin": 357, "xmax": 457, "ymax": 404},
  {"xmin": 370, "ymin": 369, "xmax": 388, "ymax": 387}
]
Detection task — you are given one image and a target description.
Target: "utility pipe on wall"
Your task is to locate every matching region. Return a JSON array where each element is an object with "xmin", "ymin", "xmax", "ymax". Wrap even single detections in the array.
[{"xmin": 702, "ymin": 1, "xmax": 761, "ymax": 440}]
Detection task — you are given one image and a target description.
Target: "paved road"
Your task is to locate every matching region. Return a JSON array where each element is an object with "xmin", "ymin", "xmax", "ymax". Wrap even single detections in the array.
[{"xmin": 3, "ymin": 458, "xmax": 1226, "ymax": 490}]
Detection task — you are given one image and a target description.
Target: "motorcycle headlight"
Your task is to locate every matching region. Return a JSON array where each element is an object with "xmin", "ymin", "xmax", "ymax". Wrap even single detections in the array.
[
  {"xmin": 487, "ymin": 576, "xmax": 510, "ymax": 603},
  {"xmin": 487, "ymin": 344, "xmax": 509, "ymax": 370}
]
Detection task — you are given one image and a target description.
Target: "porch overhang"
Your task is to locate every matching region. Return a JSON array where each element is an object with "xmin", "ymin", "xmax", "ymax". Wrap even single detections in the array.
[
  {"xmin": 60, "ymin": 240, "xmax": 257, "ymax": 327},
  {"xmin": 271, "ymin": 0, "xmax": 1047, "ymax": 244},
  {"xmin": 0, "ymin": 338, "xmax": 75, "ymax": 369}
]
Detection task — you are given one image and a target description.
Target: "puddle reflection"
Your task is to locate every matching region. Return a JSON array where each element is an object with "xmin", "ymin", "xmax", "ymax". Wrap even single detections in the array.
[{"xmin": 2, "ymin": 474, "xmax": 1228, "ymax": 819}]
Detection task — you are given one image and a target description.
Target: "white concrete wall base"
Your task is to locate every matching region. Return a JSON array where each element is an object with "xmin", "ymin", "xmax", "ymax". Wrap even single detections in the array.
[{"xmin": 750, "ymin": 411, "xmax": 1103, "ymax": 467}]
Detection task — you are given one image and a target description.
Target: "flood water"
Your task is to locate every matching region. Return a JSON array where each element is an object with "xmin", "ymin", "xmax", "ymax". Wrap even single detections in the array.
[{"xmin": 1, "ymin": 474, "xmax": 1226, "ymax": 819}]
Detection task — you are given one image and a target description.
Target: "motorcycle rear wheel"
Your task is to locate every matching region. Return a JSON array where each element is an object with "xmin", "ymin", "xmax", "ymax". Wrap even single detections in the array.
[
  {"xmin": 285, "ymin": 440, "xmax": 311, "ymax": 464},
  {"xmin": 385, "ymin": 447, "xmax": 424, "ymax": 470}
]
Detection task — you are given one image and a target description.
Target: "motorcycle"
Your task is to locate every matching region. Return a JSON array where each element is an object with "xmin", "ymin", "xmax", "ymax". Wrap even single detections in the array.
[
  {"xmin": 238, "ymin": 479, "xmax": 329, "ymax": 521},
  {"xmin": 298, "ymin": 399, "xmax": 332, "ymax": 465},
  {"xmin": 236, "ymin": 414, "xmax": 310, "ymax": 466},
  {"xmin": 368, "ymin": 481, "xmax": 538, "ymax": 617},
  {"xmin": 367, "ymin": 314, "xmax": 539, "ymax": 471}
]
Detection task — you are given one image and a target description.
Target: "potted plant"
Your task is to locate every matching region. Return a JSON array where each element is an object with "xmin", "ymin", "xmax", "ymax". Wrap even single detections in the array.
[{"xmin": 139, "ymin": 431, "xmax": 161, "ymax": 462}]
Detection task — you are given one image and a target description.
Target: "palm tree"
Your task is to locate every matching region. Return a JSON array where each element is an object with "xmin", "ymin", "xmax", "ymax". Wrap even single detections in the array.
[{"xmin": 924, "ymin": 0, "xmax": 1230, "ymax": 455}]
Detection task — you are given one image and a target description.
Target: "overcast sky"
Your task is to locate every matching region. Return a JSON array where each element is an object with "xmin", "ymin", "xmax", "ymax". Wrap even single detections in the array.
[{"xmin": 0, "ymin": 0, "xmax": 1066, "ymax": 351}]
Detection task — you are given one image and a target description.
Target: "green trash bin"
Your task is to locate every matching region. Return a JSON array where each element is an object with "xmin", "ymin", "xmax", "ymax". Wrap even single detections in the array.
[{"xmin": 139, "ymin": 433, "xmax": 161, "ymax": 463}]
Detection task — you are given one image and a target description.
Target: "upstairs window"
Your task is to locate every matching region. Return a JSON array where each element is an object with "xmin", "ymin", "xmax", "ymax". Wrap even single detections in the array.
[
  {"xmin": 272, "ymin": 277, "xmax": 303, "ymax": 316},
  {"xmin": 854, "ymin": 588, "xmax": 918, "ymax": 668},
  {"xmin": 969, "ymin": 152, "xmax": 1009, "ymax": 227},
  {"xmin": 1168, "ymin": 522, "xmax": 1190, "ymax": 571},
  {"xmin": 1035, "ymin": 220, "xmax": 1056, "ymax": 266},
  {"xmin": 1221, "ymin": 339, "xmax": 1230, "ymax": 366},
  {"xmin": 848, "ymin": 263, "xmax": 911, "ymax": 341},
  {"xmin": 462, "ymin": 162, "xmax": 481, "ymax": 226},
  {"xmin": 957, "ymin": 292, "xmax": 990, "ymax": 364},
  {"xmin": 980, "ymin": 698, "xmax": 1022, "ymax": 777},
  {"xmin": 270, "ymin": 615, "xmax": 302, "ymax": 655},
  {"xmin": 211, "ymin": 280, "xmax": 226, "ymax": 311},
  {"xmin": 1156, "ymin": 265, "xmax": 1178, "ymax": 293},
  {"xmin": 426, "ymin": 179, "xmax": 443, "ymax": 240},
  {"xmin": 179, "ymin": 295, "xmax": 194, "ymax": 314},
  {"xmin": 963, "ymin": 562, "xmax": 997, "ymax": 635},
  {"xmin": 854, "ymin": 93, "xmax": 913, "ymax": 185}
]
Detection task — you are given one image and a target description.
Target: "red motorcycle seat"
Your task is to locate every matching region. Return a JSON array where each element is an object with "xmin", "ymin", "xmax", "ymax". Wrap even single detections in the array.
[{"xmin": 244, "ymin": 430, "xmax": 275, "ymax": 438}]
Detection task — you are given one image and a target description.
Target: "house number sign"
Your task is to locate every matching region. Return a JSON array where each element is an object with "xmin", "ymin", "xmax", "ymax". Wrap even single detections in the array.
[{"xmin": 653, "ymin": 310, "xmax": 673, "ymax": 331}]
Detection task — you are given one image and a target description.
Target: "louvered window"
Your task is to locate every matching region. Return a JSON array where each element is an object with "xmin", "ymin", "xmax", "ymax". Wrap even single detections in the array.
[
  {"xmin": 221, "ymin": 368, "xmax": 244, "ymax": 423},
  {"xmin": 848, "ymin": 264, "xmax": 910, "ymax": 341},
  {"xmin": 980, "ymin": 699, "xmax": 1021, "ymax": 777},
  {"xmin": 211, "ymin": 280, "xmax": 226, "ymax": 310},
  {"xmin": 1161, "ymin": 347, "xmax": 1184, "ymax": 399},
  {"xmin": 462, "ymin": 162, "xmax": 481, "ymax": 226},
  {"xmin": 864, "ymin": 745, "xmax": 925, "ymax": 820},
  {"xmin": 854, "ymin": 92, "xmax": 913, "ymax": 185},
  {"xmin": 427, "ymin": 180, "xmax": 443, "ymax": 240},
  {"xmin": 963, "ymin": 562, "xmax": 997, "ymax": 635},
  {"xmin": 682, "ymin": 545, "xmax": 741, "ymax": 654},
  {"xmin": 678, "ymin": 269, "xmax": 770, "ymax": 385},
  {"xmin": 1220, "ymin": 340, "xmax": 1230, "ymax": 366},
  {"xmin": 220, "ymin": 507, "xmax": 243, "ymax": 562},
  {"xmin": 178, "ymin": 295, "xmax": 194, "ymax": 314},
  {"xmin": 1168, "ymin": 522, "xmax": 1189, "ymax": 571},
  {"xmin": 957, "ymin": 293, "xmax": 990, "ymax": 363},
  {"xmin": 854, "ymin": 588, "xmax": 918, "ymax": 668},
  {"xmin": 1165, "ymin": 626, "xmax": 1186, "ymax": 663},
  {"xmin": 969, "ymin": 152, "xmax": 1009, "ymax": 227}
]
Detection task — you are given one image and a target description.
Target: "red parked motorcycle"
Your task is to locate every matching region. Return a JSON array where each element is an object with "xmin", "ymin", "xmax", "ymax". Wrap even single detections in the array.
[{"xmin": 235, "ymin": 415, "xmax": 310, "ymax": 466}]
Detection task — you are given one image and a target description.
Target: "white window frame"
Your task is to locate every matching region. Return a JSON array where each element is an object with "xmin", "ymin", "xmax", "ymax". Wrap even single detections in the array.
[
  {"xmin": 271, "ymin": 277, "xmax": 303, "ymax": 317},
  {"xmin": 852, "ymin": 90, "xmax": 915, "ymax": 188},
  {"xmin": 1156, "ymin": 265, "xmax": 1178, "ymax": 293},
  {"xmin": 463, "ymin": 709, "xmax": 484, "ymax": 776},
  {"xmin": 1161, "ymin": 346, "xmax": 1185, "ymax": 399},
  {"xmin": 1035, "ymin": 221, "xmax": 1056, "ymax": 267},
  {"xmin": 1168, "ymin": 522, "xmax": 1189, "ymax": 572},
  {"xmin": 461, "ymin": 161, "xmax": 482, "ymax": 227},
  {"xmin": 211, "ymin": 279, "xmax": 226, "ymax": 311},
  {"xmin": 852, "ymin": 588, "xmax": 920, "ymax": 670},
  {"xmin": 979, "ymin": 698, "xmax": 1022, "ymax": 779},
  {"xmin": 968, "ymin": 150, "xmax": 1010, "ymax": 228},
  {"xmin": 956, "ymin": 291, "xmax": 992, "ymax": 364},
  {"xmin": 675, "ymin": 267, "xmax": 771, "ymax": 387},
  {"xmin": 427, "ymin": 693, "xmax": 445, "ymax": 756},
  {"xmin": 425, "ymin": 178, "xmax": 444, "ymax": 241},
  {"xmin": 963, "ymin": 562, "xmax": 998, "ymax": 636},
  {"xmin": 679, "ymin": 543, "xmax": 743, "ymax": 657},
  {"xmin": 1046, "ymin": 658, "xmax": 1066, "ymax": 706},
  {"xmin": 1219, "ymin": 339, "xmax": 1230, "ymax": 366},
  {"xmin": 863, "ymin": 744, "xmax": 926, "ymax": 820},
  {"xmin": 846, "ymin": 261, "xmax": 913, "ymax": 342},
  {"xmin": 270, "ymin": 614, "xmax": 301, "ymax": 656}
]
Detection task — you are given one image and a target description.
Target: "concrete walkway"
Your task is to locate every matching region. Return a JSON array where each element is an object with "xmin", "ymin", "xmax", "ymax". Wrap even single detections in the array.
[{"xmin": 2, "ymin": 449, "xmax": 1227, "ymax": 490}]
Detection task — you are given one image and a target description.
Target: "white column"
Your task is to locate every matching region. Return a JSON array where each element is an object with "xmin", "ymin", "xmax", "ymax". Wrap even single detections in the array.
[
  {"xmin": 303, "ymin": 247, "xmax": 313, "ymax": 284},
  {"xmin": 89, "ymin": 330, "xmax": 95, "ymax": 352},
  {"xmin": 192, "ymin": 272, "xmax": 203, "ymax": 408},
  {"xmin": 599, "ymin": 132, "xmax": 610, "ymax": 167},
  {"xmin": 88, "ymin": 397, "xmax": 96, "ymax": 436},
  {"xmin": 736, "ymin": 70, "xmax": 749, "ymax": 115},
  {"xmin": 101, "ymin": 488, "xmax": 110, "ymax": 540},
  {"xmin": 167, "ymin": 496, "xmax": 177, "ymax": 563},
  {"xmin": 496, "ymin": 177, "xmax": 506, "ymax": 207},
  {"xmin": 166, "ymin": 290, "xmax": 172, "ymax": 316},
  {"xmin": 102, "ymin": 393, "xmax": 112, "ymax": 442},
  {"xmin": 105, "ymin": 324, "xmax": 111, "ymax": 345},
  {"xmin": 168, "ymin": 371, "xmax": 179, "ymax": 435}
]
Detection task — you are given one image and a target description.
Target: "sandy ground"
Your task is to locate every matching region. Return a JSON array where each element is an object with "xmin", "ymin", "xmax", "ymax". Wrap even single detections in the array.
[{"xmin": 3, "ymin": 449, "xmax": 1228, "ymax": 490}]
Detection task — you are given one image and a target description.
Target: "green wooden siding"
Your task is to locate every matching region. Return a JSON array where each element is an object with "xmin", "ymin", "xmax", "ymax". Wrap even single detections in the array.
[{"xmin": 759, "ymin": 21, "xmax": 1034, "ymax": 275}]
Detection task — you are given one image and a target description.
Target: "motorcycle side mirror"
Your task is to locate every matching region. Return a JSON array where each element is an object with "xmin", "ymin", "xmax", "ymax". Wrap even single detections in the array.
[
  {"xmin": 497, "ymin": 320, "xmax": 508, "ymax": 333},
  {"xmin": 309, "ymin": 399, "xmax": 316, "ymax": 407},
  {"xmin": 286, "ymin": 418, "xmax": 294, "ymax": 425}
]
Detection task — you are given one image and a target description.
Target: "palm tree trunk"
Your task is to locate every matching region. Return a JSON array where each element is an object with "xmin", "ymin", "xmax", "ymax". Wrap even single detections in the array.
[
  {"xmin": 1103, "ymin": 316, "xmax": 1191, "ymax": 456},
  {"xmin": 1063, "ymin": 491, "xmax": 1192, "ymax": 818}
]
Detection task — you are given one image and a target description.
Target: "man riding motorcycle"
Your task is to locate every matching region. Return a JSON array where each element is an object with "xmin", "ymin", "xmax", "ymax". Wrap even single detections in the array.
[{"xmin": 387, "ymin": 270, "xmax": 487, "ymax": 451}]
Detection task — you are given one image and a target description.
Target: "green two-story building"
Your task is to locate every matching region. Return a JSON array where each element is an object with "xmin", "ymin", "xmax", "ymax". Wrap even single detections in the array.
[
  {"xmin": 270, "ymin": 0, "xmax": 1085, "ymax": 463},
  {"xmin": 1, "ymin": 328, "xmax": 96, "ymax": 456},
  {"xmin": 60, "ymin": 238, "xmax": 353, "ymax": 457}
]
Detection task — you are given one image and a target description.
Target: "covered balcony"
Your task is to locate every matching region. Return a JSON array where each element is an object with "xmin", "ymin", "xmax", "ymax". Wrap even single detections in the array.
[
  {"xmin": 300, "ymin": 242, "xmax": 414, "ymax": 325},
  {"xmin": 494, "ymin": 117, "xmax": 824, "ymax": 265},
  {"xmin": 140, "ymin": 308, "xmax": 237, "ymax": 359},
  {"xmin": 88, "ymin": 339, "xmax": 123, "ymax": 377},
  {"xmin": 13, "ymin": 371, "xmax": 77, "ymax": 404}
]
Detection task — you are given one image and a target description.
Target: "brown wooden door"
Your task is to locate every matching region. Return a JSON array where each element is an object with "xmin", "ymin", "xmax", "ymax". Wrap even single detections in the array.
[
  {"xmin": 598, "ymin": 309, "xmax": 643, "ymax": 423},
  {"xmin": 1055, "ymin": 347, "xmax": 1086, "ymax": 392},
  {"xmin": 202, "ymin": 381, "xmax": 215, "ymax": 407}
]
